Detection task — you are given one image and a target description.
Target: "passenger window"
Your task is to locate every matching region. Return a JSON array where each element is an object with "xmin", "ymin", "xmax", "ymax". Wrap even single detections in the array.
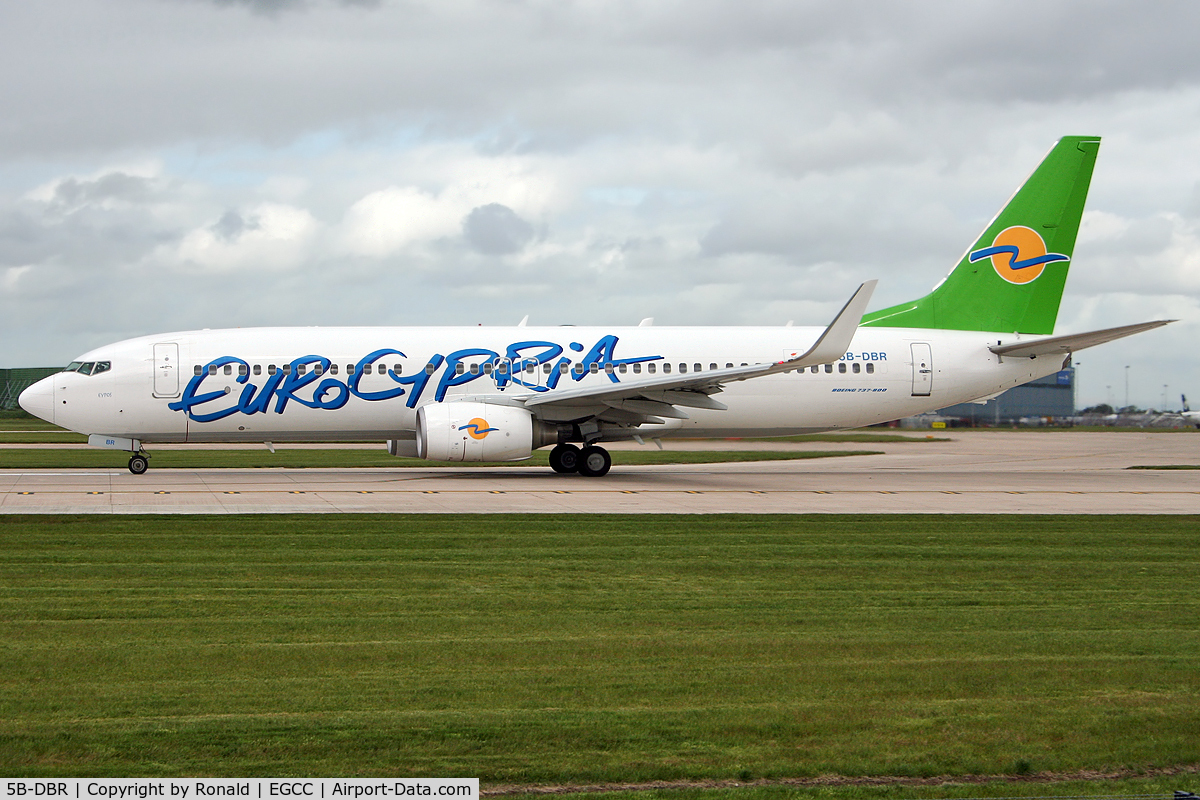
[
  {"xmin": 618, "ymin": 364, "xmax": 627, "ymax": 374},
  {"xmin": 604, "ymin": 363, "xmax": 614, "ymax": 374},
  {"xmin": 393, "ymin": 364, "xmax": 402, "ymax": 375},
  {"xmin": 194, "ymin": 365, "xmax": 202, "ymax": 376},
  {"xmin": 223, "ymin": 364, "xmax": 233, "ymax": 375},
  {"xmin": 824, "ymin": 364, "xmax": 832, "ymax": 373},
  {"xmin": 282, "ymin": 364, "xmax": 291, "ymax": 375},
  {"xmin": 573, "ymin": 363, "xmax": 585, "ymax": 375},
  {"xmin": 543, "ymin": 363, "xmax": 552, "ymax": 374},
  {"xmin": 679, "ymin": 363, "xmax": 687, "ymax": 374},
  {"xmin": 208, "ymin": 365, "xmax": 217, "ymax": 376},
  {"xmin": 268, "ymin": 364, "xmax": 277, "ymax": 375},
  {"xmin": 346, "ymin": 364, "xmax": 354, "ymax": 375},
  {"xmin": 527, "ymin": 363, "xmax": 536, "ymax": 374},
  {"xmin": 238, "ymin": 364, "xmax": 248, "ymax": 376},
  {"xmin": 632, "ymin": 363, "xmax": 641, "ymax": 374},
  {"xmin": 469, "ymin": 364, "xmax": 479, "ymax": 375},
  {"xmin": 811, "ymin": 366, "xmax": 818, "ymax": 374},
  {"xmin": 483, "ymin": 363, "xmax": 492, "ymax": 375},
  {"xmin": 838, "ymin": 363, "xmax": 847, "ymax": 373},
  {"xmin": 253, "ymin": 365, "xmax": 261, "ymax": 375},
  {"xmin": 364, "ymin": 364, "xmax": 372, "ymax": 374},
  {"xmin": 456, "ymin": 363, "xmax": 465, "ymax": 375},
  {"xmin": 663, "ymin": 363, "xmax": 671, "ymax": 374},
  {"xmin": 424, "ymin": 363, "xmax": 435, "ymax": 375},
  {"xmin": 866, "ymin": 363, "xmax": 875, "ymax": 374},
  {"xmin": 559, "ymin": 363, "xmax": 569, "ymax": 375},
  {"xmin": 696, "ymin": 363, "xmax": 703, "ymax": 372},
  {"xmin": 648, "ymin": 363, "xmax": 656, "ymax": 374},
  {"xmin": 725, "ymin": 363, "xmax": 733, "ymax": 369},
  {"xmin": 329, "ymin": 364, "xmax": 338, "ymax": 375},
  {"xmin": 589, "ymin": 363, "xmax": 599, "ymax": 374},
  {"xmin": 297, "ymin": 364, "xmax": 306, "ymax": 375},
  {"xmin": 314, "ymin": 364, "xmax": 323, "ymax": 376},
  {"xmin": 852, "ymin": 363, "xmax": 861, "ymax": 373}
]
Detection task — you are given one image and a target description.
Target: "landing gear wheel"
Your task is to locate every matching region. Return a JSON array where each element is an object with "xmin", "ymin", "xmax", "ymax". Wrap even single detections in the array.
[
  {"xmin": 549, "ymin": 443, "xmax": 580, "ymax": 474},
  {"xmin": 577, "ymin": 445, "xmax": 611, "ymax": 478},
  {"xmin": 128, "ymin": 454, "xmax": 149, "ymax": 475}
]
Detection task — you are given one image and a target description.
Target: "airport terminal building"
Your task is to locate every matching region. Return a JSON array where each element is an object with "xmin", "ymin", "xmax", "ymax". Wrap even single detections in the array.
[{"xmin": 934, "ymin": 369, "xmax": 1075, "ymax": 426}]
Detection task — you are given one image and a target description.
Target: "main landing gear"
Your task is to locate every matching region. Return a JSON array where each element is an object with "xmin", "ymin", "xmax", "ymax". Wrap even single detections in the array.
[
  {"xmin": 549, "ymin": 443, "xmax": 612, "ymax": 477},
  {"xmin": 128, "ymin": 453, "xmax": 149, "ymax": 475}
]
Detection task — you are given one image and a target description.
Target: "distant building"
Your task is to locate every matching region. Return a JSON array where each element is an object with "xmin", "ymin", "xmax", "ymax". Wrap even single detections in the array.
[
  {"xmin": 935, "ymin": 369, "xmax": 1075, "ymax": 426},
  {"xmin": 0, "ymin": 368, "xmax": 60, "ymax": 411}
]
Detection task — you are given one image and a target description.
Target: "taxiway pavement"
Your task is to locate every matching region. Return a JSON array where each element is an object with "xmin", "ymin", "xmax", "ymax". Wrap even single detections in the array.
[{"xmin": 2, "ymin": 431, "xmax": 1197, "ymax": 514}]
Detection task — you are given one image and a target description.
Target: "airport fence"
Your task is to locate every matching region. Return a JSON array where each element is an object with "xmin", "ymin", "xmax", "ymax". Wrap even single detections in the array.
[{"xmin": 0, "ymin": 368, "xmax": 60, "ymax": 411}]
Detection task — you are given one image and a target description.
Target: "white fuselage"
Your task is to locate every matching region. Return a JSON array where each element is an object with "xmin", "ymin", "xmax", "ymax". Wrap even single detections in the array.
[{"xmin": 23, "ymin": 324, "xmax": 1061, "ymax": 444}]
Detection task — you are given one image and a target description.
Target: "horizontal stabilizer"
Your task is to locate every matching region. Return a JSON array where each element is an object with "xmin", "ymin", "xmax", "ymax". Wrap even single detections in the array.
[{"xmin": 990, "ymin": 320, "xmax": 1173, "ymax": 358}]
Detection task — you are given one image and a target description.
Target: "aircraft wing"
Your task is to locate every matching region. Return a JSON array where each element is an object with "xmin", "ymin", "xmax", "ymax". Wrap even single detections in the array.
[
  {"xmin": 520, "ymin": 281, "xmax": 876, "ymax": 421},
  {"xmin": 989, "ymin": 320, "xmax": 1173, "ymax": 359}
]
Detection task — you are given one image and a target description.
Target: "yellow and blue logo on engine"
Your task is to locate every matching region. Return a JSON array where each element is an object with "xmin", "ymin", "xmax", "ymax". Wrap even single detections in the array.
[{"xmin": 459, "ymin": 418, "xmax": 498, "ymax": 440}]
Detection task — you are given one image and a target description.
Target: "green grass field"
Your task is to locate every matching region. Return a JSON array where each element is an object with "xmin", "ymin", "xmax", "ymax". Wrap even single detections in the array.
[{"xmin": 1, "ymin": 514, "xmax": 1197, "ymax": 787}]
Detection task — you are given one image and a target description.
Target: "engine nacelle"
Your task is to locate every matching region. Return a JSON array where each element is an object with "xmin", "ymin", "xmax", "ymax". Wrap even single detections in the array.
[{"xmin": 416, "ymin": 402, "xmax": 552, "ymax": 462}]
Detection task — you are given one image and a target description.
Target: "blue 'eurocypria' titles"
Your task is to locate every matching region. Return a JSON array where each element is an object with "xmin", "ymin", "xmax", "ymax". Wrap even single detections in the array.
[{"xmin": 168, "ymin": 335, "xmax": 663, "ymax": 423}]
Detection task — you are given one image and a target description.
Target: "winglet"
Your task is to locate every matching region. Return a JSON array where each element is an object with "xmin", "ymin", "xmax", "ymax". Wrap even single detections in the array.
[{"xmin": 781, "ymin": 280, "xmax": 877, "ymax": 369}]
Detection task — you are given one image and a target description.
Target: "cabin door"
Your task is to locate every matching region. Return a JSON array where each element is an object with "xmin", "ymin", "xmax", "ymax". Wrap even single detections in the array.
[{"xmin": 153, "ymin": 342, "xmax": 180, "ymax": 398}]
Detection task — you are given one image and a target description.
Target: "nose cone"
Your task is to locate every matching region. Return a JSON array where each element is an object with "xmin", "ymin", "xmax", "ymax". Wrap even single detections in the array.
[{"xmin": 18, "ymin": 376, "xmax": 55, "ymax": 425}]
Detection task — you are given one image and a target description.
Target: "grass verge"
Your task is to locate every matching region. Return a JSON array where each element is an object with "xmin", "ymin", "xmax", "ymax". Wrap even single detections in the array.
[
  {"xmin": 0, "ymin": 514, "xmax": 1197, "ymax": 782},
  {"xmin": 1128, "ymin": 465, "xmax": 1200, "ymax": 470}
]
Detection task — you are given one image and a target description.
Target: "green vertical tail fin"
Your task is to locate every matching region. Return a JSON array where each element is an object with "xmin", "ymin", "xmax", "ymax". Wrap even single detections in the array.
[{"xmin": 861, "ymin": 136, "xmax": 1100, "ymax": 335}]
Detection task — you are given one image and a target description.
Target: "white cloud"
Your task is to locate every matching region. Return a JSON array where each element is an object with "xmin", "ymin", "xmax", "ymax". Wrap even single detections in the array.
[
  {"xmin": 1, "ymin": 265, "xmax": 32, "ymax": 292},
  {"xmin": 337, "ymin": 187, "xmax": 461, "ymax": 257},
  {"xmin": 174, "ymin": 202, "xmax": 319, "ymax": 271}
]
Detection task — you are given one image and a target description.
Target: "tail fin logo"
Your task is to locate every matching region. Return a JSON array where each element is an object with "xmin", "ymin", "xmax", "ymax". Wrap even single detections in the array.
[
  {"xmin": 459, "ymin": 418, "xmax": 498, "ymax": 439},
  {"xmin": 969, "ymin": 226, "xmax": 1069, "ymax": 285}
]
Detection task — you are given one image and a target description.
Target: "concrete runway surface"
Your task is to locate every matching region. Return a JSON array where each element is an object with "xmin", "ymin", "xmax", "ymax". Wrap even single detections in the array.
[{"xmin": 1, "ymin": 431, "xmax": 1197, "ymax": 514}]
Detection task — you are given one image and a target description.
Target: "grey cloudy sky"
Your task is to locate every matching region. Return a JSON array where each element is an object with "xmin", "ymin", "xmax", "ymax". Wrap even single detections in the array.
[{"xmin": 3, "ymin": 0, "xmax": 1199, "ymax": 409}]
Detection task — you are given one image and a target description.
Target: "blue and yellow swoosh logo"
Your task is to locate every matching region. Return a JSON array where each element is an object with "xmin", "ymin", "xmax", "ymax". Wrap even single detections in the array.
[
  {"xmin": 459, "ymin": 418, "xmax": 498, "ymax": 440},
  {"xmin": 969, "ymin": 226, "xmax": 1069, "ymax": 285}
]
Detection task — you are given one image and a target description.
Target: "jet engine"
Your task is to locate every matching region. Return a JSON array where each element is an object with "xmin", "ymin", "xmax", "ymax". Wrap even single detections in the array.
[{"xmin": 416, "ymin": 402, "xmax": 555, "ymax": 462}]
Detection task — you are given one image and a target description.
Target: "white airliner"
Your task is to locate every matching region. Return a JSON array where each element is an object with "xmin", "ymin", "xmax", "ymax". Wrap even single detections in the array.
[
  {"xmin": 19, "ymin": 136, "xmax": 1170, "ymax": 476},
  {"xmin": 1182, "ymin": 396, "xmax": 1200, "ymax": 428}
]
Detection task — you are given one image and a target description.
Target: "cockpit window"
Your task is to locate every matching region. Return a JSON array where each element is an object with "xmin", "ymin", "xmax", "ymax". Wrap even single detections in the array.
[{"xmin": 63, "ymin": 361, "xmax": 111, "ymax": 376}]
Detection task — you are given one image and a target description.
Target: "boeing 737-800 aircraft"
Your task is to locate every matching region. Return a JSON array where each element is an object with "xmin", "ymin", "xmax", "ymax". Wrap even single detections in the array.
[{"xmin": 19, "ymin": 136, "xmax": 1170, "ymax": 476}]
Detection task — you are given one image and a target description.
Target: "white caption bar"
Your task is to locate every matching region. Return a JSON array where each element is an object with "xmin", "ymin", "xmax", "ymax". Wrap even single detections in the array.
[{"xmin": 1, "ymin": 781, "xmax": 478, "ymax": 800}]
